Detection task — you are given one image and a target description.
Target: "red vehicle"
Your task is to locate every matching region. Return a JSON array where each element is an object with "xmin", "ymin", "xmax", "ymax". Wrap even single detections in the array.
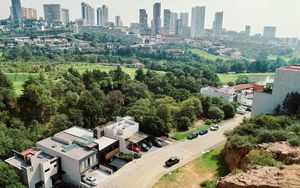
[{"xmin": 127, "ymin": 144, "xmax": 140, "ymax": 153}]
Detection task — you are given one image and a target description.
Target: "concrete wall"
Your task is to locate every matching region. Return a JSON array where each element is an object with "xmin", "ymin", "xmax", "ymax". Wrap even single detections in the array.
[
  {"xmin": 252, "ymin": 68, "xmax": 300, "ymax": 116},
  {"xmin": 200, "ymin": 88, "xmax": 234, "ymax": 103},
  {"xmin": 37, "ymin": 144, "xmax": 81, "ymax": 185}
]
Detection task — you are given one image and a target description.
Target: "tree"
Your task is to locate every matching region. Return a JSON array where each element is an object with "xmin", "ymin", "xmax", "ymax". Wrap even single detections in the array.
[
  {"xmin": 0, "ymin": 71, "xmax": 13, "ymax": 89},
  {"xmin": 208, "ymin": 107, "xmax": 225, "ymax": 120},
  {"xmin": 0, "ymin": 161, "xmax": 26, "ymax": 188},
  {"xmin": 135, "ymin": 69, "xmax": 145, "ymax": 82},
  {"xmin": 222, "ymin": 103, "xmax": 236, "ymax": 119},
  {"xmin": 283, "ymin": 92, "xmax": 300, "ymax": 115},
  {"xmin": 246, "ymin": 150, "xmax": 280, "ymax": 167},
  {"xmin": 235, "ymin": 75, "xmax": 250, "ymax": 85}
]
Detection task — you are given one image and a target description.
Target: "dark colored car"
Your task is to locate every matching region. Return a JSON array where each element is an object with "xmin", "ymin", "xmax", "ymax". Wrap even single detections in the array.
[
  {"xmin": 140, "ymin": 142, "xmax": 150, "ymax": 152},
  {"xmin": 152, "ymin": 138, "xmax": 162, "ymax": 148},
  {"xmin": 165, "ymin": 157, "xmax": 180, "ymax": 167},
  {"xmin": 198, "ymin": 129, "xmax": 208, "ymax": 135},
  {"xmin": 187, "ymin": 132, "xmax": 198, "ymax": 140},
  {"xmin": 144, "ymin": 140, "xmax": 153, "ymax": 148}
]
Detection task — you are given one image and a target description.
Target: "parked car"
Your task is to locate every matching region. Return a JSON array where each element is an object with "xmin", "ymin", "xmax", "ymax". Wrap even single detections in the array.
[
  {"xmin": 165, "ymin": 157, "xmax": 180, "ymax": 167},
  {"xmin": 187, "ymin": 132, "xmax": 198, "ymax": 140},
  {"xmin": 237, "ymin": 108, "xmax": 247, "ymax": 115},
  {"xmin": 210, "ymin": 125, "xmax": 219, "ymax": 131},
  {"xmin": 140, "ymin": 142, "xmax": 150, "ymax": 152},
  {"xmin": 198, "ymin": 129, "xmax": 208, "ymax": 135},
  {"xmin": 83, "ymin": 176, "xmax": 97, "ymax": 187},
  {"xmin": 144, "ymin": 140, "xmax": 153, "ymax": 148},
  {"xmin": 152, "ymin": 138, "xmax": 162, "ymax": 148},
  {"xmin": 127, "ymin": 144, "xmax": 140, "ymax": 153}
]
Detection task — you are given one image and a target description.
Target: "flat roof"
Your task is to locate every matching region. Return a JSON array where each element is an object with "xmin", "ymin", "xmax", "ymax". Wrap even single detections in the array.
[
  {"xmin": 5, "ymin": 156, "xmax": 29, "ymax": 170},
  {"xmin": 232, "ymin": 84, "xmax": 254, "ymax": 91},
  {"xmin": 126, "ymin": 132, "xmax": 148, "ymax": 144},
  {"xmin": 94, "ymin": 137, "xmax": 118, "ymax": 151},
  {"xmin": 37, "ymin": 137, "xmax": 96, "ymax": 160}
]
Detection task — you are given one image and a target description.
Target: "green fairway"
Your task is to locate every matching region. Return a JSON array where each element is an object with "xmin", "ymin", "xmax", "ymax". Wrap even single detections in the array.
[
  {"xmin": 190, "ymin": 49, "xmax": 229, "ymax": 61},
  {"xmin": 1, "ymin": 62, "xmax": 165, "ymax": 95},
  {"xmin": 218, "ymin": 73, "xmax": 275, "ymax": 84},
  {"xmin": 5, "ymin": 73, "xmax": 39, "ymax": 96}
]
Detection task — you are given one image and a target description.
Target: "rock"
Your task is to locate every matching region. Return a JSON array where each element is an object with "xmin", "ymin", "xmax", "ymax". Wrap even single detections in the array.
[
  {"xmin": 217, "ymin": 165, "xmax": 300, "ymax": 188},
  {"xmin": 258, "ymin": 142, "xmax": 300, "ymax": 165}
]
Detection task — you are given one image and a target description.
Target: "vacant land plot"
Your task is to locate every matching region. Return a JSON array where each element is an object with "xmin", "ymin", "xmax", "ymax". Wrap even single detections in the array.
[
  {"xmin": 153, "ymin": 145, "xmax": 229, "ymax": 188},
  {"xmin": 218, "ymin": 73, "xmax": 275, "ymax": 84}
]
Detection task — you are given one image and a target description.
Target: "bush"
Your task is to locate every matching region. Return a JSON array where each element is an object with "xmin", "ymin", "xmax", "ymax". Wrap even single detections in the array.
[
  {"xmin": 222, "ymin": 103, "xmax": 236, "ymax": 119},
  {"xmin": 246, "ymin": 149, "xmax": 282, "ymax": 167},
  {"xmin": 288, "ymin": 136, "xmax": 300, "ymax": 147},
  {"xmin": 200, "ymin": 178, "xmax": 218, "ymax": 188},
  {"xmin": 204, "ymin": 119, "xmax": 213, "ymax": 125},
  {"xmin": 208, "ymin": 107, "xmax": 225, "ymax": 120},
  {"xmin": 133, "ymin": 153, "xmax": 141, "ymax": 159}
]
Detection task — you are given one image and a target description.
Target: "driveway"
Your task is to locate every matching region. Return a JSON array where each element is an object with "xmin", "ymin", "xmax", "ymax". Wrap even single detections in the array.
[{"xmin": 98, "ymin": 114, "xmax": 249, "ymax": 188}]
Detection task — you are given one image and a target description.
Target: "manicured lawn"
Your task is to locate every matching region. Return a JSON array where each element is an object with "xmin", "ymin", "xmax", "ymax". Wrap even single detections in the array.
[
  {"xmin": 1, "ymin": 62, "xmax": 165, "ymax": 95},
  {"xmin": 154, "ymin": 145, "xmax": 229, "ymax": 188},
  {"xmin": 190, "ymin": 49, "xmax": 229, "ymax": 61},
  {"xmin": 5, "ymin": 73, "xmax": 39, "ymax": 96},
  {"xmin": 218, "ymin": 72, "xmax": 275, "ymax": 84}
]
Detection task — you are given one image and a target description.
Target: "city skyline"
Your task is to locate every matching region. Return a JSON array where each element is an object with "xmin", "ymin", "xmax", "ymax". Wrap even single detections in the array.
[{"xmin": 1, "ymin": 0, "xmax": 300, "ymax": 38}]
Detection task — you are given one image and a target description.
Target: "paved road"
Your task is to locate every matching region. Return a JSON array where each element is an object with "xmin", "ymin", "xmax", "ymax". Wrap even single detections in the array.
[{"xmin": 99, "ymin": 114, "xmax": 248, "ymax": 188}]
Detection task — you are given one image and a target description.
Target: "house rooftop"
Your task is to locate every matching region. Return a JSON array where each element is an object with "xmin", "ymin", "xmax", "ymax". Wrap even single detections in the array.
[
  {"xmin": 94, "ymin": 136, "xmax": 118, "ymax": 151},
  {"xmin": 232, "ymin": 84, "xmax": 254, "ymax": 91},
  {"xmin": 279, "ymin": 65, "xmax": 300, "ymax": 72}
]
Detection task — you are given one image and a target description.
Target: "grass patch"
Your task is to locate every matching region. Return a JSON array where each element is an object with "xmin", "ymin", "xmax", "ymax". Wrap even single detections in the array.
[
  {"xmin": 154, "ymin": 145, "xmax": 229, "ymax": 188},
  {"xmin": 5, "ymin": 73, "xmax": 39, "ymax": 96},
  {"xmin": 190, "ymin": 49, "xmax": 229, "ymax": 61},
  {"xmin": 170, "ymin": 121, "xmax": 209, "ymax": 141},
  {"xmin": 218, "ymin": 72, "xmax": 275, "ymax": 84}
]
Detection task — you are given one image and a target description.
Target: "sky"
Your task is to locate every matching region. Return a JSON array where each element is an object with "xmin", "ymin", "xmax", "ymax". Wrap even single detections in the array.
[{"xmin": 2, "ymin": 0, "xmax": 300, "ymax": 38}]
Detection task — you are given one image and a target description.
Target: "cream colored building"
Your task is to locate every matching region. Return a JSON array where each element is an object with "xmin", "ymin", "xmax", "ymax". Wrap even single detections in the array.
[{"xmin": 252, "ymin": 65, "xmax": 300, "ymax": 116}]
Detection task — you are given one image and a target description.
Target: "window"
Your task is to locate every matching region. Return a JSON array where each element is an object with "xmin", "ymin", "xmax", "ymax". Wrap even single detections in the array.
[
  {"xmin": 44, "ymin": 168, "xmax": 50, "ymax": 173},
  {"xmin": 54, "ymin": 164, "xmax": 57, "ymax": 168}
]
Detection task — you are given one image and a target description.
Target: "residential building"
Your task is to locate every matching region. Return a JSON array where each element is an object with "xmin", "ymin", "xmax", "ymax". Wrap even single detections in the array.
[
  {"xmin": 153, "ymin": 2, "xmax": 161, "ymax": 35},
  {"xmin": 180, "ymin": 12, "xmax": 189, "ymax": 27},
  {"xmin": 11, "ymin": 0, "xmax": 23, "ymax": 24},
  {"xmin": 252, "ymin": 66, "xmax": 300, "ymax": 116},
  {"xmin": 163, "ymin": 9, "xmax": 171, "ymax": 35},
  {"xmin": 43, "ymin": 4, "xmax": 61, "ymax": 24},
  {"xmin": 139, "ymin": 9, "xmax": 148, "ymax": 34},
  {"xmin": 170, "ymin": 12, "xmax": 178, "ymax": 35},
  {"xmin": 245, "ymin": 25, "xmax": 251, "ymax": 37},
  {"xmin": 61, "ymin": 9, "xmax": 69, "ymax": 25},
  {"xmin": 175, "ymin": 19, "xmax": 183, "ymax": 36},
  {"xmin": 213, "ymin": 11, "xmax": 223, "ymax": 37},
  {"xmin": 263, "ymin": 26, "xmax": 276, "ymax": 39},
  {"xmin": 115, "ymin": 16, "xmax": 122, "ymax": 27},
  {"xmin": 191, "ymin": 6, "xmax": 206, "ymax": 38},
  {"xmin": 102, "ymin": 5, "xmax": 109, "ymax": 26},
  {"xmin": 81, "ymin": 2, "xmax": 95, "ymax": 25},
  {"xmin": 23, "ymin": 8, "xmax": 37, "ymax": 20},
  {"xmin": 97, "ymin": 8, "xmax": 103, "ymax": 26}
]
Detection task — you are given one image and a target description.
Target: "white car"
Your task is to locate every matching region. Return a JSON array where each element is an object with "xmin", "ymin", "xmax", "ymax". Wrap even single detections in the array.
[
  {"xmin": 83, "ymin": 176, "xmax": 97, "ymax": 187},
  {"xmin": 237, "ymin": 107, "xmax": 247, "ymax": 115},
  {"xmin": 210, "ymin": 125, "xmax": 219, "ymax": 131}
]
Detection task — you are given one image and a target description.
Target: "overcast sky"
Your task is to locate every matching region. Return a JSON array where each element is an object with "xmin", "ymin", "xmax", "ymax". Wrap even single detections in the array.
[{"xmin": 2, "ymin": 0, "xmax": 300, "ymax": 38}]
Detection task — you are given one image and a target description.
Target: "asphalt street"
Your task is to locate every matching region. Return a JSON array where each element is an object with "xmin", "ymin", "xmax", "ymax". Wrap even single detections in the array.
[{"xmin": 98, "ymin": 114, "xmax": 249, "ymax": 188}]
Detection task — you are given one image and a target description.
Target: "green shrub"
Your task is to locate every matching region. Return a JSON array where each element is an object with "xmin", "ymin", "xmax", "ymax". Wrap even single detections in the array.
[
  {"xmin": 288, "ymin": 136, "xmax": 300, "ymax": 147},
  {"xmin": 133, "ymin": 153, "xmax": 141, "ymax": 159},
  {"xmin": 246, "ymin": 150, "xmax": 282, "ymax": 167},
  {"xmin": 200, "ymin": 178, "xmax": 218, "ymax": 188},
  {"xmin": 222, "ymin": 103, "xmax": 235, "ymax": 119},
  {"xmin": 204, "ymin": 119, "xmax": 213, "ymax": 125}
]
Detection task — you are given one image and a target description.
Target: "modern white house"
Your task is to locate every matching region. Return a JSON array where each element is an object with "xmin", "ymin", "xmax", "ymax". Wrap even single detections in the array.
[
  {"xmin": 252, "ymin": 65, "xmax": 300, "ymax": 116},
  {"xmin": 5, "ymin": 116, "xmax": 143, "ymax": 188}
]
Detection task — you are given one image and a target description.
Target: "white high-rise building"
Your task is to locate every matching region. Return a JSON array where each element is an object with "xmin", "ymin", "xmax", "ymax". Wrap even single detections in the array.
[
  {"xmin": 43, "ymin": 4, "xmax": 61, "ymax": 24},
  {"xmin": 115, "ymin": 16, "xmax": 122, "ymax": 27},
  {"xmin": 263, "ymin": 26, "xmax": 276, "ymax": 39},
  {"xmin": 191, "ymin": 6, "xmax": 206, "ymax": 38},
  {"xmin": 180, "ymin": 12, "xmax": 189, "ymax": 27},
  {"xmin": 61, "ymin": 9, "xmax": 69, "ymax": 25},
  {"xmin": 170, "ymin": 12, "xmax": 178, "ymax": 35},
  {"xmin": 102, "ymin": 5, "xmax": 109, "ymax": 26},
  {"xmin": 213, "ymin": 11, "xmax": 223, "ymax": 37},
  {"xmin": 81, "ymin": 2, "xmax": 95, "ymax": 25},
  {"xmin": 97, "ymin": 8, "xmax": 103, "ymax": 26}
]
